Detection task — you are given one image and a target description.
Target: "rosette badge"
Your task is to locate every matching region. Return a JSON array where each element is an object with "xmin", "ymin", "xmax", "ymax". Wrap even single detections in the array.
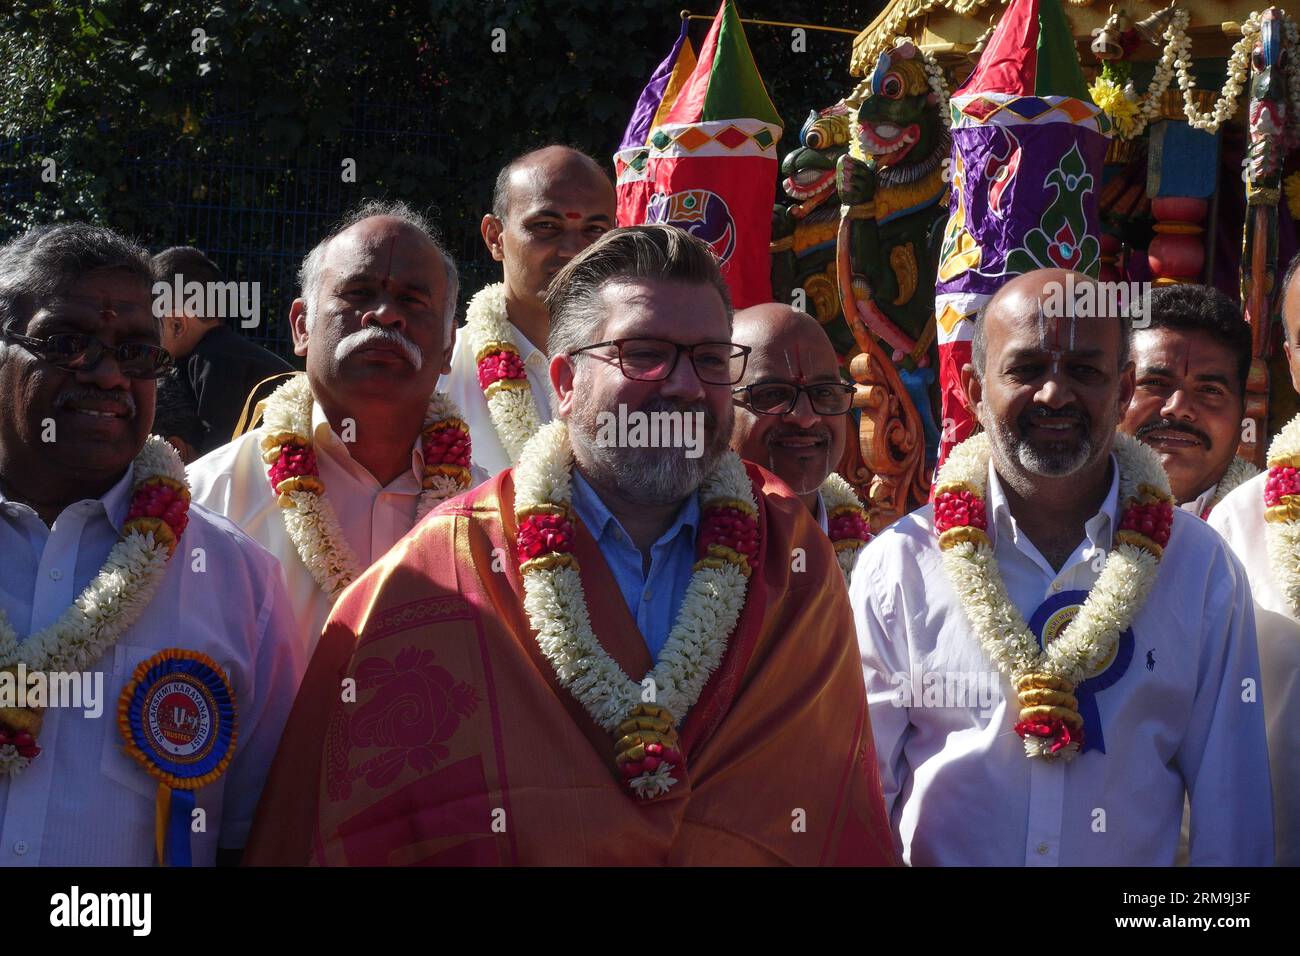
[{"xmin": 118, "ymin": 649, "xmax": 238, "ymax": 866}]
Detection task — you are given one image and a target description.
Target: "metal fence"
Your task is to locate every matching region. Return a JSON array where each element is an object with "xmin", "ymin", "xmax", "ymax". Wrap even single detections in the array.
[{"xmin": 0, "ymin": 101, "xmax": 498, "ymax": 361}]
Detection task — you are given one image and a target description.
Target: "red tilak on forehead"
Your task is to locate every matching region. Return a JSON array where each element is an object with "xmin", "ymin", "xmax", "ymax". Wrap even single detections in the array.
[
  {"xmin": 100, "ymin": 297, "xmax": 118, "ymax": 322},
  {"xmin": 564, "ymin": 212, "xmax": 582, "ymax": 220}
]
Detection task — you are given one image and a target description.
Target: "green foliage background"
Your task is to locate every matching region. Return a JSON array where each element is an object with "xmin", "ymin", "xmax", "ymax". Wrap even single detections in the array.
[{"xmin": 0, "ymin": 0, "xmax": 879, "ymax": 353}]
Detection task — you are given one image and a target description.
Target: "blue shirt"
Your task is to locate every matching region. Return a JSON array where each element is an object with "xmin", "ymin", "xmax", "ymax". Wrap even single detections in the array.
[{"xmin": 570, "ymin": 471, "xmax": 700, "ymax": 661}]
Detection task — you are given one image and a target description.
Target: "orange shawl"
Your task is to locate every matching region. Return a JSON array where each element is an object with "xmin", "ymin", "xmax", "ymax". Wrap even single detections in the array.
[{"xmin": 245, "ymin": 463, "xmax": 894, "ymax": 865}]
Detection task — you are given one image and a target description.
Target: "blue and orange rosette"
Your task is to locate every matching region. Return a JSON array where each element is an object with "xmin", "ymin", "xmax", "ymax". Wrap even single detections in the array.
[{"xmin": 117, "ymin": 649, "xmax": 238, "ymax": 866}]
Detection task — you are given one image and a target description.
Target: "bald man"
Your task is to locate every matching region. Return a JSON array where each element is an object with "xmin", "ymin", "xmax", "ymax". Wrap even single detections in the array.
[
  {"xmin": 441, "ymin": 145, "xmax": 617, "ymax": 475},
  {"xmin": 729, "ymin": 304, "xmax": 853, "ymax": 530},
  {"xmin": 853, "ymin": 268, "xmax": 1272, "ymax": 865}
]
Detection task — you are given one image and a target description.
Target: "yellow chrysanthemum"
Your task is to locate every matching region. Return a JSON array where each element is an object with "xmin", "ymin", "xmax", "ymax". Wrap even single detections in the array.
[
  {"xmin": 1089, "ymin": 78, "xmax": 1140, "ymax": 140},
  {"xmin": 1285, "ymin": 171, "xmax": 1300, "ymax": 219}
]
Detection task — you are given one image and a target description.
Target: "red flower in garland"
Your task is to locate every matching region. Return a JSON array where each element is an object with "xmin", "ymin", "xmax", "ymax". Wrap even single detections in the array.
[
  {"xmin": 127, "ymin": 479, "xmax": 190, "ymax": 540},
  {"xmin": 0, "ymin": 729, "xmax": 39, "ymax": 760},
  {"xmin": 933, "ymin": 488, "xmax": 987, "ymax": 533},
  {"xmin": 267, "ymin": 442, "xmax": 318, "ymax": 489},
  {"xmin": 698, "ymin": 506, "xmax": 759, "ymax": 563},
  {"xmin": 518, "ymin": 511, "xmax": 576, "ymax": 560},
  {"xmin": 1014, "ymin": 716, "xmax": 1083, "ymax": 754},
  {"xmin": 1118, "ymin": 500, "xmax": 1173, "ymax": 548},
  {"xmin": 477, "ymin": 349, "xmax": 527, "ymax": 390},
  {"xmin": 828, "ymin": 510, "xmax": 872, "ymax": 544},
  {"xmin": 422, "ymin": 423, "xmax": 472, "ymax": 469},
  {"xmin": 1265, "ymin": 464, "xmax": 1300, "ymax": 507}
]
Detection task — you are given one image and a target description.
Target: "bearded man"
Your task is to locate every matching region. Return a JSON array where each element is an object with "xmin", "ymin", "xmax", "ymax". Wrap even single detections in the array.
[
  {"xmin": 188, "ymin": 200, "xmax": 482, "ymax": 655},
  {"xmin": 246, "ymin": 225, "xmax": 894, "ymax": 866},
  {"xmin": 1119, "ymin": 284, "xmax": 1257, "ymax": 516},
  {"xmin": 1206, "ymin": 255, "xmax": 1300, "ymax": 866},
  {"xmin": 729, "ymin": 303, "xmax": 871, "ymax": 583},
  {"xmin": 854, "ymin": 268, "xmax": 1273, "ymax": 865},
  {"xmin": 0, "ymin": 223, "xmax": 303, "ymax": 865},
  {"xmin": 440, "ymin": 145, "xmax": 616, "ymax": 476}
]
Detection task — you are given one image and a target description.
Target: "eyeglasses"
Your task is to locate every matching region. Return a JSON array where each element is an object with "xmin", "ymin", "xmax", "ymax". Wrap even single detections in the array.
[
  {"xmin": 569, "ymin": 337, "xmax": 751, "ymax": 385},
  {"xmin": 732, "ymin": 380, "xmax": 856, "ymax": 416},
  {"xmin": 2, "ymin": 330, "xmax": 173, "ymax": 379}
]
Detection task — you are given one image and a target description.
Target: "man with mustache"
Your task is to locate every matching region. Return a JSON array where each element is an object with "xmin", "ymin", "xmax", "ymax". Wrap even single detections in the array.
[
  {"xmin": 729, "ymin": 303, "xmax": 852, "ymax": 527},
  {"xmin": 1206, "ymin": 256, "xmax": 1300, "ymax": 866},
  {"xmin": 189, "ymin": 201, "xmax": 483, "ymax": 655},
  {"xmin": 1119, "ymin": 284, "xmax": 1257, "ymax": 516},
  {"xmin": 0, "ymin": 223, "xmax": 303, "ymax": 865},
  {"xmin": 440, "ymin": 145, "xmax": 616, "ymax": 476},
  {"xmin": 246, "ymin": 225, "xmax": 895, "ymax": 865},
  {"xmin": 854, "ymin": 268, "xmax": 1272, "ymax": 865}
]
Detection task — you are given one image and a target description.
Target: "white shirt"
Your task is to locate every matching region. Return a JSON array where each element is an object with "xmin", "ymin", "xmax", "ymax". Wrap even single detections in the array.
[
  {"xmin": 188, "ymin": 401, "xmax": 473, "ymax": 656},
  {"xmin": 0, "ymin": 466, "xmax": 304, "ymax": 866},
  {"xmin": 1183, "ymin": 482, "xmax": 1217, "ymax": 518},
  {"xmin": 1208, "ymin": 470, "xmax": 1300, "ymax": 866},
  {"xmin": 852, "ymin": 456, "xmax": 1273, "ymax": 866},
  {"xmin": 439, "ymin": 313, "xmax": 553, "ymax": 477}
]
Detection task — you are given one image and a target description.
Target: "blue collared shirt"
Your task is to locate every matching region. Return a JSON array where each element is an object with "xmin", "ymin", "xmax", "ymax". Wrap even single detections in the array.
[{"xmin": 570, "ymin": 471, "xmax": 700, "ymax": 661}]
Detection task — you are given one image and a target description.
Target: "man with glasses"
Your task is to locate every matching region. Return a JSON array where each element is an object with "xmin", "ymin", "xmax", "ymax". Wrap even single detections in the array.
[
  {"xmin": 247, "ymin": 225, "xmax": 894, "ymax": 866},
  {"xmin": 0, "ymin": 223, "xmax": 303, "ymax": 865},
  {"xmin": 729, "ymin": 303, "xmax": 854, "ymax": 530}
]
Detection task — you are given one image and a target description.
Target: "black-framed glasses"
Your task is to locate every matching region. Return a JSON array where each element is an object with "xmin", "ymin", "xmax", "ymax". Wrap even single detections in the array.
[
  {"xmin": 732, "ymin": 380, "xmax": 856, "ymax": 416},
  {"xmin": 1, "ymin": 330, "xmax": 172, "ymax": 379},
  {"xmin": 569, "ymin": 337, "xmax": 751, "ymax": 385}
]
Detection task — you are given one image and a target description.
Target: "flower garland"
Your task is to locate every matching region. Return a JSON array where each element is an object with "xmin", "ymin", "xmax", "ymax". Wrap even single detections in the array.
[
  {"xmin": 260, "ymin": 375, "xmax": 472, "ymax": 598},
  {"xmin": 513, "ymin": 421, "xmax": 758, "ymax": 799},
  {"xmin": 933, "ymin": 432, "xmax": 1173, "ymax": 760},
  {"xmin": 1093, "ymin": 11, "xmax": 1300, "ymax": 141},
  {"xmin": 820, "ymin": 471, "xmax": 872, "ymax": 583},
  {"xmin": 894, "ymin": 35, "xmax": 952, "ymax": 127},
  {"xmin": 1263, "ymin": 414, "xmax": 1300, "ymax": 616},
  {"xmin": 0, "ymin": 437, "xmax": 190, "ymax": 776},
  {"xmin": 464, "ymin": 283, "xmax": 544, "ymax": 465},
  {"xmin": 1202, "ymin": 455, "xmax": 1260, "ymax": 517}
]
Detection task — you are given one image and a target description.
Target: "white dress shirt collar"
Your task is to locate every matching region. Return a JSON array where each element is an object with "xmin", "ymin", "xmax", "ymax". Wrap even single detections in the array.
[
  {"xmin": 1183, "ymin": 482, "xmax": 1218, "ymax": 518},
  {"xmin": 0, "ymin": 463, "xmax": 136, "ymax": 531},
  {"xmin": 985, "ymin": 454, "xmax": 1119, "ymax": 575},
  {"xmin": 814, "ymin": 491, "xmax": 828, "ymax": 535},
  {"xmin": 309, "ymin": 400, "xmax": 425, "ymax": 491}
]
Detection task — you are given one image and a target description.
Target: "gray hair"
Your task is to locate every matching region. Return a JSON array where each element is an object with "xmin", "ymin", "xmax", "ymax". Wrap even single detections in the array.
[
  {"xmin": 0, "ymin": 223, "xmax": 154, "ymax": 334},
  {"xmin": 544, "ymin": 224, "xmax": 733, "ymax": 365},
  {"xmin": 298, "ymin": 199, "xmax": 459, "ymax": 331}
]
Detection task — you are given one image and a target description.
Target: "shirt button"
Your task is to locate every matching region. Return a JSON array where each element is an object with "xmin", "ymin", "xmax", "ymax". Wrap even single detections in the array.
[
  {"xmin": 643, "ymin": 589, "xmax": 652, "ymax": 601},
  {"xmin": 1036, "ymin": 842, "xmax": 1049, "ymax": 855},
  {"xmin": 1050, "ymin": 581, "xmax": 1062, "ymax": 593},
  {"xmin": 49, "ymin": 568, "xmax": 62, "ymax": 581},
  {"xmin": 13, "ymin": 841, "xmax": 28, "ymax": 856}
]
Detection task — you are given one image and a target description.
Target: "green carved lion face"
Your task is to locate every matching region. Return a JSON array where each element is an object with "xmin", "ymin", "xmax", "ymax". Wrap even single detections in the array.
[
  {"xmin": 852, "ymin": 43, "xmax": 943, "ymax": 168},
  {"xmin": 780, "ymin": 104, "xmax": 851, "ymax": 202}
]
